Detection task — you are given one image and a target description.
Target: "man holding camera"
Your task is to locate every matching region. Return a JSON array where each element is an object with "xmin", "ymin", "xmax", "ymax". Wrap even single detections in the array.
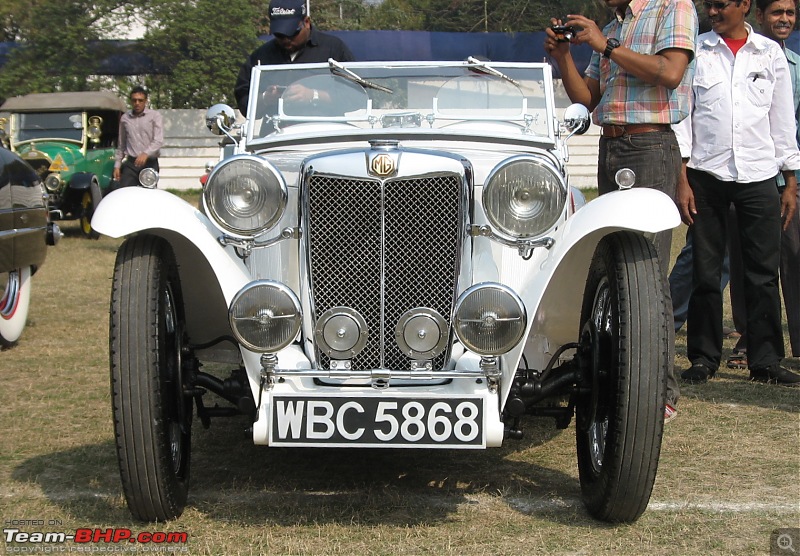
[{"xmin": 544, "ymin": 0, "xmax": 698, "ymax": 422}]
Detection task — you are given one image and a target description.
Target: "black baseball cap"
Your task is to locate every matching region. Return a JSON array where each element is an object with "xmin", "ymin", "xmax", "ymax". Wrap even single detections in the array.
[{"xmin": 269, "ymin": 0, "xmax": 307, "ymax": 36}]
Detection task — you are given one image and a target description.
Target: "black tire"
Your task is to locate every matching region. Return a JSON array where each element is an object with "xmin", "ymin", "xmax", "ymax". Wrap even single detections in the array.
[
  {"xmin": 575, "ymin": 231, "xmax": 669, "ymax": 523},
  {"xmin": 110, "ymin": 235, "xmax": 191, "ymax": 521}
]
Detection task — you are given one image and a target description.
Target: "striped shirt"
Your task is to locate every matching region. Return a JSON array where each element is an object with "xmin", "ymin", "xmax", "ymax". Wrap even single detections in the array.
[
  {"xmin": 114, "ymin": 108, "xmax": 164, "ymax": 168},
  {"xmin": 585, "ymin": 0, "xmax": 698, "ymax": 126}
]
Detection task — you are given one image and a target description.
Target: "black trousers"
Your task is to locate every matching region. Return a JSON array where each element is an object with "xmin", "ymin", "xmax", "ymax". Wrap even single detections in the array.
[
  {"xmin": 728, "ymin": 187, "xmax": 800, "ymax": 357},
  {"xmin": 687, "ymin": 168, "xmax": 784, "ymax": 370},
  {"xmin": 115, "ymin": 157, "xmax": 159, "ymax": 190}
]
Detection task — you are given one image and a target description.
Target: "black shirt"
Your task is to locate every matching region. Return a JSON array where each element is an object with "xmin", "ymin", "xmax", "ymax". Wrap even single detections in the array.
[{"xmin": 234, "ymin": 26, "xmax": 355, "ymax": 113}]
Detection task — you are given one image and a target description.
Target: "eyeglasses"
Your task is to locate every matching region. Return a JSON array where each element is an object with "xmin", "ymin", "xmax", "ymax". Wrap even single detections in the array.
[{"xmin": 702, "ymin": 0, "xmax": 740, "ymax": 10}]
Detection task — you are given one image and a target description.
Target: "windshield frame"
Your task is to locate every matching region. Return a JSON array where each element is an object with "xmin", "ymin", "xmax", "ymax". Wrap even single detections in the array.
[
  {"xmin": 10, "ymin": 111, "xmax": 86, "ymax": 147},
  {"xmin": 244, "ymin": 60, "xmax": 557, "ymax": 149}
]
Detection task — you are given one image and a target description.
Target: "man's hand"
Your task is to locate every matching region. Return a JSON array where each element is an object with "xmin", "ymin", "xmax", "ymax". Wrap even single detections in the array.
[
  {"xmin": 134, "ymin": 153, "xmax": 149, "ymax": 167},
  {"xmin": 781, "ymin": 173, "xmax": 798, "ymax": 231},
  {"xmin": 544, "ymin": 19, "xmax": 573, "ymax": 62},
  {"xmin": 676, "ymin": 163, "xmax": 696, "ymax": 225},
  {"xmin": 284, "ymin": 84, "xmax": 316, "ymax": 103},
  {"xmin": 113, "ymin": 167, "xmax": 120, "ymax": 181},
  {"xmin": 563, "ymin": 14, "xmax": 607, "ymax": 54}
]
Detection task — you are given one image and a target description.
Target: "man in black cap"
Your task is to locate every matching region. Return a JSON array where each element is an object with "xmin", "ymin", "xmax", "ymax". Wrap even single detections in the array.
[{"xmin": 234, "ymin": 0, "xmax": 355, "ymax": 114}]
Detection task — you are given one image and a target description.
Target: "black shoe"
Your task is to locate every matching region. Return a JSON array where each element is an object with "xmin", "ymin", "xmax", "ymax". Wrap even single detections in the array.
[
  {"xmin": 681, "ymin": 363, "xmax": 715, "ymax": 384},
  {"xmin": 749, "ymin": 365, "xmax": 800, "ymax": 386}
]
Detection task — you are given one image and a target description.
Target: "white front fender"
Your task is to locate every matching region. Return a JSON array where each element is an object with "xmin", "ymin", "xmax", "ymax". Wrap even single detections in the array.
[
  {"xmin": 92, "ymin": 188, "xmax": 251, "ymax": 304},
  {"xmin": 497, "ymin": 188, "xmax": 679, "ymax": 405}
]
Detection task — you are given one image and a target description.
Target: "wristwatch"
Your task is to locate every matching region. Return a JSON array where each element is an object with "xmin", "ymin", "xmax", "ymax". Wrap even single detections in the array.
[
  {"xmin": 312, "ymin": 89, "xmax": 320, "ymax": 104},
  {"xmin": 603, "ymin": 38, "xmax": 620, "ymax": 58}
]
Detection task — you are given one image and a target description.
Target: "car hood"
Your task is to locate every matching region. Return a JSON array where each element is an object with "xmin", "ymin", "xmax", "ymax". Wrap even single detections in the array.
[{"xmin": 16, "ymin": 142, "xmax": 82, "ymax": 167}]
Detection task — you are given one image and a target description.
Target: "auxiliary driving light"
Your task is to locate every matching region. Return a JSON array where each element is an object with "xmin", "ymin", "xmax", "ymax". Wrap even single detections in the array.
[
  {"xmin": 453, "ymin": 283, "xmax": 526, "ymax": 356},
  {"xmin": 138, "ymin": 167, "xmax": 159, "ymax": 189},
  {"xmin": 44, "ymin": 173, "xmax": 62, "ymax": 193},
  {"xmin": 314, "ymin": 307, "xmax": 368, "ymax": 359},
  {"xmin": 229, "ymin": 281, "xmax": 301, "ymax": 353},
  {"xmin": 395, "ymin": 308, "xmax": 448, "ymax": 359}
]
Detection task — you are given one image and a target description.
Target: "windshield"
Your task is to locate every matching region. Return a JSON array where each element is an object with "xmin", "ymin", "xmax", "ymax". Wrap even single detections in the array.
[
  {"xmin": 246, "ymin": 61, "xmax": 555, "ymax": 145},
  {"xmin": 14, "ymin": 112, "xmax": 83, "ymax": 143}
]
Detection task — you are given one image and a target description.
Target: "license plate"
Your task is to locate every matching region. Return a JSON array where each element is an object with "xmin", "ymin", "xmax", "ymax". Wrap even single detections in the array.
[{"xmin": 269, "ymin": 395, "xmax": 485, "ymax": 448}]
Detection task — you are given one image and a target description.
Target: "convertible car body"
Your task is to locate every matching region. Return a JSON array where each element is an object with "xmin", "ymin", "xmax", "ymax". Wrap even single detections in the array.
[{"xmin": 92, "ymin": 60, "xmax": 679, "ymax": 523}]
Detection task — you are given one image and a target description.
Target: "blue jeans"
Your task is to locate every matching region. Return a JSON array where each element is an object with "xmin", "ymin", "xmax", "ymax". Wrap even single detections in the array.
[{"xmin": 670, "ymin": 228, "xmax": 731, "ymax": 331}]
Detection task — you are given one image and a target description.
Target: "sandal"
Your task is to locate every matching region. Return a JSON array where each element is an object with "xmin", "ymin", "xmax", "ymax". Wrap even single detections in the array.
[{"xmin": 727, "ymin": 351, "xmax": 748, "ymax": 369}]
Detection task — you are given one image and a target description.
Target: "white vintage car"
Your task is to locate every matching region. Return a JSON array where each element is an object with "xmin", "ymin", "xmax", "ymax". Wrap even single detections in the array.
[{"xmin": 92, "ymin": 59, "xmax": 679, "ymax": 523}]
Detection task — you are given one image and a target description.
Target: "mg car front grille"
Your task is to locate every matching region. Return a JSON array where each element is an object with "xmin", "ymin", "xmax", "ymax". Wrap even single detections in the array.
[{"xmin": 306, "ymin": 173, "xmax": 463, "ymax": 371}]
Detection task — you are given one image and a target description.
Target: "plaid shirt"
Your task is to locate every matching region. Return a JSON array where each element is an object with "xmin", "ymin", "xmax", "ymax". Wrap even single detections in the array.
[{"xmin": 585, "ymin": 0, "xmax": 698, "ymax": 126}]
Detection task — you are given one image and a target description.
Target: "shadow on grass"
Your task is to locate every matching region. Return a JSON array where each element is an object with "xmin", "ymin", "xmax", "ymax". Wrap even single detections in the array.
[{"xmin": 12, "ymin": 414, "xmax": 602, "ymax": 527}]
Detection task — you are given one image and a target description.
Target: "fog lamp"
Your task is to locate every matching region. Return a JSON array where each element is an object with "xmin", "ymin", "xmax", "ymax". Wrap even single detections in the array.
[
  {"xmin": 314, "ymin": 307, "xmax": 368, "ymax": 359},
  {"xmin": 453, "ymin": 283, "xmax": 526, "ymax": 356},
  {"xmin": 138, "ymin": 167, "xmax": 159, "ymax": 189},
  {"xmin": 229, "ymin": 281, "xmax": 301, "ymax": 353},
  {"xmin": 395, "ymin": 308, "xmax": 448, "ymax": 359},
  {"xmin": 44, "ymin": 174, "xmax": 62, "ymax": 193}
]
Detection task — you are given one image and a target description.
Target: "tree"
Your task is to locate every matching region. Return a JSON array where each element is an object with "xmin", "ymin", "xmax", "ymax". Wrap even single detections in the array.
[
  {"xmin": 0, "ymin": 0, "xmax": 127, "ymax": 99},
  {"xmin": 362, "ymin": 0, "xmax": 610, "ymax": 33},
  {"xmin": 140, "ymin": 0, "xmax": 260, "ymax": 108}
]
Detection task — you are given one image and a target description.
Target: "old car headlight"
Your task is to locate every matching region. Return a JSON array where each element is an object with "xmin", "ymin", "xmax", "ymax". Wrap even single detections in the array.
[
  {"xmin": 453, "ymin": 283, "xmax": 526, "ymax": 356},
  {"xmin": 138, "ymin": 167, "xmax": 159, "ymax": 189},
  {"xmin": 483, "ymin": 156, "xmax": 566, "ymax": 239},
  {"xmin": 204, "ymin": 155, "xmax": 287, "ymax": 237},
  {"xmin": 87, "ymin": 115, "xmax": 103, "ymax": 143},
  {"xmin": 44, "ymin": 173, "xmax": 62, "ymax": 193},
  {"xmin": 229, "ymin": 281, "xmax": 301, "ymax": 353}
]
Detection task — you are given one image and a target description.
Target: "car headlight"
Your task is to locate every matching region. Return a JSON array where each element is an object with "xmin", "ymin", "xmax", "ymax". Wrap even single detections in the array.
[
  {"xmin": 453, "ymin": 283, "xmax": 526, "ymax": 356},
  {"xmin": 44, "ymin": 173, "xmax": 62, "ymax": 193},
  {"xmin": 203, "ymin": 155, "xmax": 287, "ymax": 237},
  {"xmin": 138, "ymin": 167, "xmax": 159, "ymax": 189},
  {"xmin": 229, "ymin": 281, "xmax": 301, "ymax": 353},
  {"xmin": 482, "ymin": 156, "xmax": 566, "ymax": 239}
]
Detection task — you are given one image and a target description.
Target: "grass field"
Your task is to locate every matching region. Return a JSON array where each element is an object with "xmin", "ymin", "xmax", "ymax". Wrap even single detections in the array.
[{"xmin": 1, "ymin": 190, "xmax": 798, "ymax": 555}]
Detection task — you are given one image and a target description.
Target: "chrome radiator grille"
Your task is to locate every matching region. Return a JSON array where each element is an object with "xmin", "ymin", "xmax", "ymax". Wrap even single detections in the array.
[{"xmin": 306, "ymin": 173, "xmax": 463, "ymax": 370}]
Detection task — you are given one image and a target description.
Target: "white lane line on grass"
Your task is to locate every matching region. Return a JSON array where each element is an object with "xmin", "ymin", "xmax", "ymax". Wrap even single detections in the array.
[{"xmin": 2, "ymin": 488, "xmax": 798, "ymax": 514}]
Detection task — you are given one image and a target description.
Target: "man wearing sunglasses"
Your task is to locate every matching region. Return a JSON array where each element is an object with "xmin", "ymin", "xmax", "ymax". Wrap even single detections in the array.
[
  {"xmin": 544, "ymin": 0, "xmax": 699, "ymax": 423},
  {"xmin": 675, "ymin": 0, "xmax": 800, "ymax": 386},
  {"xmin": 234, "ymin": 0, "xmax": 354, "ymax": 114},
  {"xmin": 113, "ymin": 85, "xmax": 163, "ymax": 190}
]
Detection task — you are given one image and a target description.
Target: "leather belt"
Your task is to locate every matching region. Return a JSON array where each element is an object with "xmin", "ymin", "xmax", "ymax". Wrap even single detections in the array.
[{"xmin": 601, "ymin": 123, "xmax": 671, "ymax": 138}]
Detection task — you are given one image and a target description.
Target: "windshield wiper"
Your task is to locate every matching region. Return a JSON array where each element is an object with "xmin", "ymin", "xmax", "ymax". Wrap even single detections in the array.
[
  {"xmin": 328, "ymin": 59, "xmax": 394, "ymax": 94},
  {"xmin": 466, "ymin": 56, "xmax": 520, "ymax": 87}
]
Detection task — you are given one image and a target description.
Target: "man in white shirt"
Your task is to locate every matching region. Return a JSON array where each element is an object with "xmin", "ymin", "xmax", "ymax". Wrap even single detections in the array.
[{"xmin": 674, "ymin": 0, "xmax": 800, "ymax": 385}]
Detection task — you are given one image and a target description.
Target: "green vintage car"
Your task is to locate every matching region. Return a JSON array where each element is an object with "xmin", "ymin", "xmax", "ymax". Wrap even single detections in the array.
[{"xmin": 0, "ymin": 91, "xmax": 126, "ymax": 238}]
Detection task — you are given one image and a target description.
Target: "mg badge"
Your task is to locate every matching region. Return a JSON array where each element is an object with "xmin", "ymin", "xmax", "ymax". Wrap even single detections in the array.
[{"xmin": 369, "ymin": 153, "xmax": 397, "ymax": 177}]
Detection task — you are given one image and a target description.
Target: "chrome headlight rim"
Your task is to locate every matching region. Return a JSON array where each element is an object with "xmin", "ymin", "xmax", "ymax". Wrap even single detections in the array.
[
  {"xmin": 138, "ymin": 167, "xmax": 159, "ymax": 189},
  {"xmin": 44, "ymin": 173, "xmax": 62, "ymax": 193},
  {"xmin": 453, "ymin": 282, "xmax": 527, "ymax": 357},
  {"xmin": 203, "ymin": 154, "xmax": 288, "ymax": 238},
  {"xmin": 482, "ymin": 155, "xmax": 567, "ymax": 241},
  {"xmin": 228, "ymin": 280, "xmax": 302, "ymax": 354}
]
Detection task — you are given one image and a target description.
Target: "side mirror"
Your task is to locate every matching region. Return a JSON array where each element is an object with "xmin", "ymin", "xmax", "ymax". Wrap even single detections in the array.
[
  {"xmin": 205, "ymin": 104, "xmax": 236, "ymax": 136},
  {"xmin": 563, "ymin": 103, "xmax": 591, "ymax": 136}
]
